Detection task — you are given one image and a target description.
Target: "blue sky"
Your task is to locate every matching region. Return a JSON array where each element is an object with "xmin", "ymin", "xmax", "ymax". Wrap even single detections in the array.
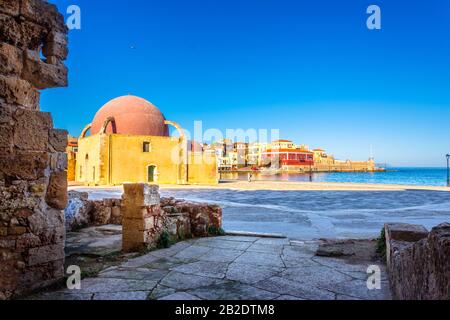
[{"xmin": 46, "ymin": 0, "xmax": 450, "ymax": 167}]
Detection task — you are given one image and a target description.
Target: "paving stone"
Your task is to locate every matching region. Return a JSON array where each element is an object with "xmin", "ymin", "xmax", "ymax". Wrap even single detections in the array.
[
  {"xmin": 171, "ymin": 260, "xmax": 228, "ymax": 279},
  {"xmin": 98, "ymin": 267, "xmax": 168, "ymax": 281},
  {"xmin": 143, "ymin": 257, "xmax": 190, "ymax": 270},
  {"xmin": 321, "ymin": 279, "xmax": 391, "ymax": 300},
  {"xmin": 27, "ymin": 291, "xmax": 93, "ymax": 300},
  {"xmin": 159, "ymin": 292, "xmax": 201, "ymax": 300},
  {"xmin": 275, "ymin": 295, "xmax": 305, "ymax": 300},
  {"xmin": 121, "ymin": 253, "xmax": 160, "ymax": 268},
  {"xmin": 173, "ymin": 245, "xmax": 212, "ymax": 260},
  {"xmin": 216, "ymin": 236, "xmax": 260, "ymax": 242},
  {"xmin": 160, "ymin": 271, "xmax": 227, "ymax": 290},
  {"xmin": 336, "ymin": 294, "xmax": 362, "ymax": 300},
  {"xmin": 194, "ymin": 238, "xmax": 252, "ymax": 250},
  {"xmin": 282, "ymin": 244, "xmax": 317, "ymax": 259},
  {"xmin": 247, "ymin": 243, "xmax": 284, "ymax": 254},
  {"xmin": 187, "ymin": 281, "xmax": 279, "ymax": 300},
  {"xmin": 150, "ymin": 284, "xmax": 176, "ymax": 300},
  {"xmin": 234, "ymin": 251, "xmax": 285, "ymax": 268},
  {"xmin": 151, "ymin": 241, "xmax": 193, "ymax": 258},
  {"xmin": 254, "ymin": 276, "xmax": 335, "ymax": 300},
  {"xmin": 79, "ymin": 278, "xmax": 158, "ymax": 293},
  {"xmin": 341, "ymin": 269, "xmax": 389, "ymax": 281},
  {"xmin": 281, "ymin": 256, "xmax": 321, "ymax": 268},
  {"xmin": 93, "ymin": 291, "xmax": 150, "ymax": 300},
  {"xmin": 254, "ymin": 238, "xmax": 290, "ymax": 245},
  {"xmin": 311, "ymin": 256, "xmax": 368, "ymax": 273},
  {"xmin": 226, "ymin": 263, "xmax": 282, "ymax": 284},
  {"xmin": 198, "ymin": 248, "xmax": 243, "ymax": 263},
  {"xmin": 281, "ymin": 266, "xmax": 353, "ymax": 287}
]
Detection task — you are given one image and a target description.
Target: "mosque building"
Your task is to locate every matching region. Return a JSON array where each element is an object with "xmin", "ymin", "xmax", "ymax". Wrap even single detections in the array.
[{"xmin": 73, "ymin": 95, "xmax": 218, "ymax": 185}]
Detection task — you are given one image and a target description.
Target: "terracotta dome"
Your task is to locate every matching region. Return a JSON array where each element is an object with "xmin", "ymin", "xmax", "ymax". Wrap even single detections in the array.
[{"xmin": 90, "ymin": 95, "xmax": 169, "ymax": 136}]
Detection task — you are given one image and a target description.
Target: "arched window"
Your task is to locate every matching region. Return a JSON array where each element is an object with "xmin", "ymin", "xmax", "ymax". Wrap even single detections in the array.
[{"xmin": 147, "ymin": 165, "xmax": 157, "ymax": 183}]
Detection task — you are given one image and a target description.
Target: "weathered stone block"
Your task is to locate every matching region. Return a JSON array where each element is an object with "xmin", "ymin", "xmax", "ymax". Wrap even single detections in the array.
[
  {"xmin": 122, "ymin": 183, "xmax": 160, "ymax": 207},
  {"xmin": 45, "ymin": 171, "xmax": 68, "ymax": 210},
  {"xmin": 0, "ymin": 103, "xmax": 14, "ymax": 125},
  {"xmin": 48, "ymin": 129, "xmax": 68, "ymax": 152},
  {"xmin": 110, "ymin": 206, "xmax": 122, "ymax": 225},
  {"xmin": 0, "ymin": 151, "xmax": 49, "ymax": 180},
  {"xmin": 123, "ymin": 218, "xmax": 146, "ymax": 232},
  {"xmin": 13, "ymin": 109, "xmax": 52, "ymax": 151},
  {"xmin": 387, "ymin": 222, "xmax": 450, "ymax": 300},
  {"xmin": 0, "ymin": 239, "xmax": 15, "ymax": 249},
  {"xmin": 0, "ymin": 75, "xmax": 39, "ymax": 109},
  {"xmin": 22, "ymin": 51, "xmax": 68, "ymax": 89},
  {"xmin": 0, "ymin": 0, "xmax": 20, "ymax": 16},
  {"xmin": 0, "ymin": 124, "xmax": 13, "ymax": 153},
  {"xmin": 49, "ymin": 152, "xmax": 67, "ymax": 171},
  {"xmin": 385, "ymin": 223, "xmax": 429, "ymax": 243},
  {"xmin": 16, "ymin": 233, "xmax": 41, "ymax": 251},
  {"xmin": 0, "ymin": 227, "xmax": 8, "ymax": 236},
  {"xmin": 7, "ymin": 226, "xmax": 27, "ymax": 235},
  {"xmin": 42, "ymin": 31, "xmax": 68, "ymax": 60},
  {"xmin": 0, "ymin": 14, "xmax": 48, "ymax": 51},
  {"xmin": 27, "ymin": 244, "xmax": 64, "ymax": 266},
  {"xmin": 20, "ymin": 0, "xmax": 66, "ymax": 32},
  {"xmin": 0, "ymin": 42, "xmax": 23, "ymax": 75},
  {"xmin": 91, "ymin": 204, "xmax": 111, "ymax": 225}
]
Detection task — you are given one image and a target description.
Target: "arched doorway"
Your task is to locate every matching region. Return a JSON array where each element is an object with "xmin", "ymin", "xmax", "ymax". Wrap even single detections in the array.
[
  {"xmin": 84, "ymin": 154, "xmax": 89, "ymax": 183},
  {"xmin": 147, "ymin": 165, "xmax": 157, "ymax": 183}
]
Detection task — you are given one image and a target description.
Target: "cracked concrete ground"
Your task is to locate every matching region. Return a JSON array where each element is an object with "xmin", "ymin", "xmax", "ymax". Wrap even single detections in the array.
[{"xmin": 28, "ymin": 235, "xmax": 391, "ymax": 300}]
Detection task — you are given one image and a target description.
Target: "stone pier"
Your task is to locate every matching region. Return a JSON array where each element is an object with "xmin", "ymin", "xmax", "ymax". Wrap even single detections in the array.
[{"xmin": 0, "ymin": 0, "xmax": 69, "ymax": 299}]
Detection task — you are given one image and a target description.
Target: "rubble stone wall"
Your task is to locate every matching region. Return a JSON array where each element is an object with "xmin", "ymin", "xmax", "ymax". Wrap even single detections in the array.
[
  {"xmin": 120, "ymin": 184, "xmax": 223, "ymax": 252},
  {"xmin": 0, "ymin": 0, "xmax": 68, "ymax": 299},
  {"xmin": 66, "ymin": 189, "xmax": 223, "ymax": 243},
  {"xmin": 385, "ymin": 223, "xmax": 450, "ymax": 300}
]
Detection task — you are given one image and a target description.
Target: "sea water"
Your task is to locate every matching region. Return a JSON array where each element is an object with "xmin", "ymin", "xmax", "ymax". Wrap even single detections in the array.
[{"xmin": 221, "ymin": 167, "xmax": 449, "ymax": 187}]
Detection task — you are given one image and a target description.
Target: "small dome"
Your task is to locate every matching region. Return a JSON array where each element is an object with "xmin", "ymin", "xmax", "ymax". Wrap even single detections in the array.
[{"xmin": 90, "ymin": 95, "xmax": 169, "ymax": 136}]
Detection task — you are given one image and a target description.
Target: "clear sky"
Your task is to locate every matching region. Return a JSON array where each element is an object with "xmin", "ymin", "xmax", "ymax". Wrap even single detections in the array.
[{"xmin": 45, "ymin": 0, "xmax": 450, "ymax": 167}]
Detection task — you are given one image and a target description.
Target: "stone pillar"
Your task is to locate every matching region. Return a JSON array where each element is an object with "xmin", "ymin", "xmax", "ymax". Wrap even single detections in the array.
[
  {"xmin": 121, "ymin": 184, "xmax": 163, "ymax": 252},
  {"xmin": 0, "ymin": 0, "xmax": 68, "ymax": 300},
  {"xmin": 385, "ymin": 223, "xmax": 450, "ymax": 300}
]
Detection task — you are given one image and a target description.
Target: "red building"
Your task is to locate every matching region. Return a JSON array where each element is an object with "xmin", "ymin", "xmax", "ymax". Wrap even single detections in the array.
[{"xmin": 262, "ymin": 149, "xmax": 314, "ymax": 166}]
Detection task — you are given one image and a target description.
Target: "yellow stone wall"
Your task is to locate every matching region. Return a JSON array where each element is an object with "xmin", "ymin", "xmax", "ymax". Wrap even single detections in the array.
[
  {"xmin": 76, "ymin": 134, "xmax": 102, "ymax": 185},
  {"xmin": 76, "ymin": 133, "xmax": 218, "ymax": 185},
  {"xmin": 108, "ymin": 134, "xmax": 180, "ymax": 185},
  {"xmin": 188, "ymin": 152, "xmax": 218, "ymax": 185}
]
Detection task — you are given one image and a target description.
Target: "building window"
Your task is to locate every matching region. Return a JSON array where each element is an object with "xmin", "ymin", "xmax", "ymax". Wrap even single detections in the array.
[{"xmin": 143, "ymin": 142, "xmax": 151, "ymax": 152}]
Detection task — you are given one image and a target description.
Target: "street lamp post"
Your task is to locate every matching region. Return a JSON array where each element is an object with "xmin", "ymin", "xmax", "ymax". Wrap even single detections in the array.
[{"xmin": 446, "ymin": 154, "xmax": 450, "ymax": 187}]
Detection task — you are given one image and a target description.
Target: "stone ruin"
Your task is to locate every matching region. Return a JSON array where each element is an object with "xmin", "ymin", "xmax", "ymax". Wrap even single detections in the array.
[
  {"xmin": 385, "ymin": 223, "xmax": 450, "ymax": 300},
  {"xmin": 0, "ymin": 0, "xmax": 69, "ymax": 300},
  {"xmin": 66, "ymin": 184, "xmax": 223, "ymax": 252},
  {"xmin": 121, "ymin": 184, "xmax": 223, "ymax": 252}
]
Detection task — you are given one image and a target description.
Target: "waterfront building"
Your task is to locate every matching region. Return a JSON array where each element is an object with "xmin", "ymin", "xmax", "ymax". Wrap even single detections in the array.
[
  {"xmin": 234, "ymin": 142, "xmax": 249, "ymax": 168},
  {"xmin": 75, "ymin": 95, "xmax": 218, "ymax": 185},
  {"xmin": 247, "ymin": 142, "xmax": 267, "ymax": 166},
  {"xmin": 262, "ymin": 146, "xmax": 314, "ymax": 170}
]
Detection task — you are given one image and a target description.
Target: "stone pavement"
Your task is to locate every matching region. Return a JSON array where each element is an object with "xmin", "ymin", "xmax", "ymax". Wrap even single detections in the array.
[{"xmin": 29, "ymin": 236, "xmax": 391, "ymax": 300}]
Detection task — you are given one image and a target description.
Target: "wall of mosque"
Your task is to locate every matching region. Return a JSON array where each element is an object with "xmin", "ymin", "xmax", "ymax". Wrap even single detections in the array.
[
  {"xmin": 188, "ymin": 152, "xmax": 219, "ymax": 185},
  {"xmin": 108, "ymin": 134, "xmax": 180, "ymax": 185},
  {"xmin": 75, "ymin": 134, "xmax": 102, "ymax": 185},
  {"xmin": 76, "ymin": 133, "xmax": 218, "ymax": 185}
]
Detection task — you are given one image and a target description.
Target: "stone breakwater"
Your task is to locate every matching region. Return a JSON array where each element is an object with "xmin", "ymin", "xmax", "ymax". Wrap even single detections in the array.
[
  {"xmin": 385, "ymin": 222, "xmax": 450, "ymax": 300},
  {"xmin": 0, "ymin": 0, "xmax": 69, "ymax": 300}
]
